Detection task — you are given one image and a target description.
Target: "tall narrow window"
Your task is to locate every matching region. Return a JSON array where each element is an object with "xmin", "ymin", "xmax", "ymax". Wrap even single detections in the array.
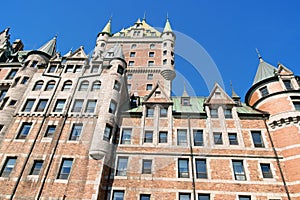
[
  {"xmin": 0, "ymin": 157, "xmax": 17, "ymax": 177},
  {"xmin": 62, "ymin": 80, "xmax": 72, "ymax": 91},
  {"xmin": 283, "ymin": 80, "xmax": 293, "ymax": 90},
  {"xmin": 178, "ymin": 158, "xmax": 189, "ymax": 178},
  {"xmin": 228, "ymin": 133, "xmax": 238, "ymax": 145},
  {"xmin": 259, "ymin": 86, "xmax": 269, "ymax": 97},
  {"xmin": 117, "ymin": 65, "xmax": 124, "ymax": 75},
  {"xmin": 142, "ymin": 160, "xmax": 152, "ymax": 174},
  {"xmin": 103, "ymin": 124, "xmax": 112, "ymax": 141},
  {"xmin": 35, "ymin": 99, "xmax": 48, "ymax": 112},
  {"xmin": 53, "ymin": 99, "xmax": 66, "ymax": 112},
  {"xmin": 198, "ymin": 194, "xmax": 210, "ymax": 200},
  {"xmin": 44, "ymin": 125, "xmax": 56, "ymax": 137},
  {"xmin": 22, "ymin": 99, "xmax": 35, "ymax": 112},
  {"xmin": 144, "ymin": 131, "xmax": 153, "ymax": 143},
  {"xmin": 177, "ymin": 129, "xmax": 188, "ymax": 146},
  {"xmin": 113, "ymin": 191, "xmax": 124, "ymax": 200},
  {"xmin": 251, "ymin": 131, "xmax": 264, "ymax": 147},
  {"xmin": 121, "ymin": 129, "xmax": 131, "ymax": 144},
  {"xmin": 79, "ymin": 81, "xmax": 89, "ymax": 91},
  {"xmin": 45, "ymin": 80, "xmax": 56, "ymax": 91},
  {"xmin": 224, "ymin": 109, "xmax": 232, "ymax": 118},
  {"xmin": 260, "ymin": 163, "xmax": 273, "ymax": 178},
  {"xmin": 72, "ymin": 99, "xmax": 84, "ymax": 112},
  {"xmin": 116, "ymin": 157, "xmax": 128, "ymax": 176},
  {"xmin": 48, "ymin": 65, "xmax": 56, "ymax": 73},
  {"xmin": 160, "ymin": 107, "xmax": 167, "ymax": 117},
  {"xmin": 146, "ymin": 107, "xmax": 154, "ymax": 117},
  {"xmin": 193, "ymin": 130, "xmax": 203, "ymax": 146},
  {"xmin": 109, "ymin": 101, "xmax": 117, "ymax": 114},
  {"xmin": 17, "ymin": 123, "xmax": 32, "ymax": 139},
  {"xmin": 213, "ymin": 132, "xmax": 223, "ymax": 145},
  {"xmin": 21, "ymin": 76, "xmax": 29, "ymax": 84},
  {"xmin": 57, "ymin": 158, "xmax": 73, "ymax": 179},
  {"xmin": 232, "ymin": 160, "xmax": 246, "ymax": 181},
  {"xmin": 85, "ymin": 100, "xmax": 97, "ymax": 113},
  {"xmin": 179, "ymin": 193, "xmax": 191, "ymax": 200},
  {"xmin": 0, "ymin": 89, "xmax": 7, "ymax": 101},
  {"xmin": 91, "ymin": 81, "xmax": 101, "ymax": 91},
  {"xmin": 69, "ymin": 124, "xmax": 83, "ymax": 141},
  {"xmin": 30, "ymin": 160, "xmax": 43, "ymax": 175},
  {"xmin": 159, "ymin": 132, "xmax": 168, "ymax": 143},
  {"xmin": 114, "ymin": 80, "xmax": 121, "ymax": 91},
  {"xmin": 6, "ymin": 69, "xmax": 18, "ymax": 80},
  {"xmin": 33, "ymin": 81, "xmax": 44, "ymax": 91},
  {"xmin": 91, "ymin": 65, "xmax": 99, "ymax": 73},
  {"xmin": 196, "ymin": 159, "xmax": 207, "ymax": 178},
  {"xmin": 210, "ymin": 109, "xmax": 218, "ymax": 118}
]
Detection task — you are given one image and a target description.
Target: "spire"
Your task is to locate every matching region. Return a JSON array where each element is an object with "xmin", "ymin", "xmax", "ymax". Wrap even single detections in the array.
[
  {"xmin": 163, "ymin": 16, "xmax": 172, "ymax": 33},
  {"xmin": 256, "ymin": 48, "xmax": 263, "ymax": 62},
  {"xmin": 143, "ymin": 11, "xmax": 146, "ymax": 22},
  {"xmin": 252, "ymin": 51, "xmax": 277, "ymax": 85},
  {"xmin": 38, "ymin": 36, "xmax": 56, "ymax": 57},
  {"xmin": 230, "ymin": 81, "xmax": 239, "ymax": 98},
  {"xmin": 182, "ymin": 82, "xmax": 189, "ymax": 97},
  {"xmin": 100, "ymin": 18, "xmax": 111, "ymax": 35}
]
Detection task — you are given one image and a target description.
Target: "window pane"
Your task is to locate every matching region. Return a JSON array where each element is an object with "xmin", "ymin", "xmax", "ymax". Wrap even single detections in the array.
[
  {"xmin": 33, "ymin": 81, "xmax": 44, "ymax": 91},
  {"xmin": 196, "ymin": 159, "xmax": 207, "ymax": 178},
  {"xmin": 179, "ymin": 193, "xmax": 191, "ymax": 200},
  {"xmin": 177, "ymin": 130, "xmax": 187, "ymax": 146},
  {"xmin": 251, "ymin": 131, "xmax": 264, "ymax": 147},
  {"xmin": 0, "ymin": 90, "xmax": 7, "ymax": 101},
  {"xmin": 194, "ymin": 130, "xmax": 203, "ymax": 146},
  {"xmin": 144, "ymin": 131, "xmax": 153, "ymax": 143},
  {"xmin": 140, "ymin": 194, "xmax": 150, "ymax": 200},
  {"xmin": 30, "ymin": 160, "xmax": 43, "ymax": 175},
  {"xmin": 198, "ymin": 194, "xmax": 210, "ymax": 200},
  {"xmin": 53, "ymin": 100, "xmax": 65, "ymax": 112},
  {"xmin": 260, "ymin": 163, "xmax": 273, "ymax": 178},
  {"xmin": 62, "ymin": 81, "xmax": 72, "ymax": 91},
  {"xmin": 17, "ymin": 123, "xmax": 32, "ymax": 139},
  {"xmin": 69, "ymin": 124, "xmax": 83, "ymax": 141},
  {"xmin": 159, "ymin": 132, "xmax": 168, "ymax": 143},
  {"xmin": 121, "ymin": 129, "xmax": 131, "ymax": 144},
  {"xmin": 72, "ymin": 100, "xmax": 84, "ymax": 112},
  {"xmin": 113, "ymin": 191, "xmax": 124, "ymax": 200},
  {"xmin": 109, "ymin": 101, "xmax": 117, "ymax": 114},
  {"xmin": 6, "ymin": 69, "xmax": 18, "ymax": 80},
  {"xmin": 114, "ymin": 81, "xmax": 121, "ymax": 91},
  {"xmin": 228, "ymin": 133, "xmax": 238, "ymax": 145},
  {"xmin": 146, "ymin": 108, "xmax": 154, "ymax": 117},
  {"xmin": 22, "ymin": 99, "xmax": 35, "ymax": 112},
  {"xmin": 260, "ymin": 86, "xmax": 269, "ymax": 97},
  {"xmin": 213, "ymin": 132, "xmax": 223, "ymax": 145},
  {"xmin": 92, "ymin": 81, "xmax": 101, "ymax": 91},
  {"xmin": 116, "ymin": 157, "xmax": 128, "ymax": 176},
  {"xmin": 45, "ymin": 125, "xmax": 56, "ymax": 137},
  {"xmin": 233, "ymin": 160, "xmax": 246, "ymax": 181},
  {"xmin": 283, "ymin": 80, "xmax": 293, "ymax": 90},
  {"xmin": 239, "ymin": 196, "xmax": 251, "ymax": 200},
  {"xmin": 224, "ymin": 109, "xmax": 232, "ymax": 118},
  {"xmin": 79, "ymin": 81, "xmax": 89, "ymax": 91},
  {"xmin": 35, "ymin": 99, "xmax": 48, "ymax": 112},
  {"xmin": 178, "ymin": 159, "xmax": 189, "ymax": 178},
  {"xmin": 58, "ymin": 159, "xmax": 73, "ymax": 179},
  {"xmin": 142, "ymin": 160, "xmax": 152, "ymax": 174},
  {"xmin": 210, "ymin": 109, "xmax": 218, "ymax": 118},
  {"xmin": 160, "ymin": 107, "xmax": 167, "ymax": 117},
  {"xmin": 0, "ymin": 157, "xmax": 17, "ymax": 177},
  {"xmin": 103, "ymin": 124, "xmax": 112, "ymax": 141},
  {"xmin": 45, "ymin": 81, "xmax": 55, "ymax": 91}
]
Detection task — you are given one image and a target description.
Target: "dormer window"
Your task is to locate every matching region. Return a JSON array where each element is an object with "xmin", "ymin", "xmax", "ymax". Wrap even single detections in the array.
[
  {"xmin": 108, "ymin": 52, "xmax": 114, "ymax": 57},
  {"xmin": 181, "ymin": 98, "xmax": 190, "ymax": 106},
  {"xmin": 224, "ymin": 109, "xmax": 232, "ymax": 119},
  {"xmin": 259, "ymin": 86, "xmax": 269, "ymax": 97},
  {"xmin": 210, "ymin": 108, "xmax": 218, "ymax": 118},
  {"xmin": 283, "ymin": 80, "xmax": 293, "ymax": 90},
  {"xmin": 120, "ymin": 32, "xmax": 125, "ymax": 37}
]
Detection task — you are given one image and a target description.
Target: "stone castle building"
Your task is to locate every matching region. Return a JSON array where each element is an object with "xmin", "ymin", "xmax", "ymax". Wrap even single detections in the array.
[{"xmin": 0, "ymin": 17, "xmax": 299, "ymax": 200}]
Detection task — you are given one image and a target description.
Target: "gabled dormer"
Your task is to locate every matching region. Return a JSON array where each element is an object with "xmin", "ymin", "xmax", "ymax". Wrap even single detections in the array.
[
  {"xmin": 143, "ymin": 82, "xmax": 172, "ymax": 104},
  {"xmin": 66, "ymin": 46, "xmax": 88, "ymax": 61}
]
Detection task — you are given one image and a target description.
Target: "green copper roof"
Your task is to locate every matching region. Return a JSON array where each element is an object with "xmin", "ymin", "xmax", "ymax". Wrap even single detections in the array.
[
  {"xmin": 101, "ymin": 19, "xmax": 111, "ymax": 35},
  {"xmin": 173, "ymin": 97, "xmax": 206, "ymax": 114},
  {"xmin": 163, "ymin": 18, "xmax": 172, "ymax": 33},
  {"xmin": 253, "ymin": 58, "xmax": 277, "ymax": 85},
  {"xmin": 38, "ymin": 36, "xmax": 56, "ymax": 57}
]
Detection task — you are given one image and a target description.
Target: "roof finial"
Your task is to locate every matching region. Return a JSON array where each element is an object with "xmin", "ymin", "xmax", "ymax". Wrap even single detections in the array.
[
  {"xmin": 166, "ymin": 12, "xmax": 169, "ymax": 20},
  {"xmin": 143, "ymin": 11, "xmax": 146, "ymax": 21},
  {"xmin": 230, "ymin": 80, "xmax": 239, "ymax": 98},
  {"xmin": 110, "ymin": 14, "xmax": 113, "ymax": 22},
  {"xmin": 182, "ymin": 81, "xmax": 189, "ymax": 97},
  {"xmin": 256, "ymin": 48, "xmax": 263, "ymax": 62}
]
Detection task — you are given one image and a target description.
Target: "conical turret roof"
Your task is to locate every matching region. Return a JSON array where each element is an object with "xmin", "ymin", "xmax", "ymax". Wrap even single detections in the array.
[
  {"xmin": 100, "ymin": 19, "xmax": 111, "ymax": 35},
  {"xmin": 163, "ymin": 18, "xmax": 172, "ymax": 33},
  {"xmin": 38, "ymin": 36, "xmax": 56, "ymax": 57}
]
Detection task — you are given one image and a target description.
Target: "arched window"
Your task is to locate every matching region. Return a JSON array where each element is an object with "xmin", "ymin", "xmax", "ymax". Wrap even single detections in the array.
[
  {"xmin": 91, "ymin": 81, "xmax": 101, "ymax": 91},
  {"xmin": 62, "ymin": 80, "xmax": 72, "ymax": 91},
  {"xmin": 33, "ymin": 80, "xmax": 44, "ymax": 91},
  {"xmin": 45, "ymin": 80, "xmax": 56, "ymax": 91},
  {"xmin": 79, "ymin": 81, "xmax": 89, "ymax": 91},
  {"xmin": 131, "ymin": 44, "xmax": 137, "ymax": 49},
  {"xmin": 150, "ymin": 44, "xmax": 155, "ymax": 49}
]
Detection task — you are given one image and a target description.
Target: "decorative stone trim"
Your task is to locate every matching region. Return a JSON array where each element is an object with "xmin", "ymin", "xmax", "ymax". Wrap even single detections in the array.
[{"xmin": 269, "ymin": 115, "xmax": 300, "ymax": 129}]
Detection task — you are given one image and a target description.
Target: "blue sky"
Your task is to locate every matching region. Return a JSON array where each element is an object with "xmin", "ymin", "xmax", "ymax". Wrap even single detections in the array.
[{"xmin": 2, "ymin": 0, "xmax": 300, "ymax": 100}]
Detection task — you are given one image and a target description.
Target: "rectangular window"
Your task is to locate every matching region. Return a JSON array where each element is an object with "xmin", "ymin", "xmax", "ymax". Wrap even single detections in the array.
[
  {"xmin": 116, "ymin": 157, "xmax": 128, "ymax": 176},
  {"xmin": 6, "ymin": 69, "xmax": 18, "ymax": 80},
  {"xmin": 198, "ymin": 194, "xmax": 210, "ymax": 200},
  {"xmin": 293, "ymin": 101, "xmax": 300, "ymax": 110},
  {"xmin": 121, "ymin": 129, "xmax": 131, "ymax": 144},
  {"xmin": 128, "ymin": 61, "xmax": 134, "ymax": 66},
  {"xmin": 72, "ymin": 99, "xmax": 84, "ymax": 112},
  {"xmin": 114, "ymin": 80, "xmax": 121, "ymax": 91},
  {"xmin": 210, "ymin": 109, "xmax": 218, "ymax": 118},
  {"xmin": 35, "ymin": 99, "xmax": 48, "ymax": 112},
  {"xmin": 144, "ymin": 131, "xmax": 153, "ymax": 143},
  {"xmin": 232, "ymin": 160, "xmax": 246, "ymax": 181},
  {"xmin": 147, "ymin": 74, "xmax": 153, "ymax": 80},
  {"xmin": 17, "ymin": 123, "xmax": 32, "ymax": 139},
  {"xmin": 109, "ymin": 101, "xmax": 117, "ymax": 114},
  {"xmin": 48, "ymin": 65, "xmax": 56, "ymax": 73},
  {"xmin": 213, "ymin": 132, "xmax": 223, "ymax": 145},
  {"xmin": 251, "ymin": 131, "xmax": 264, "ymax": 147},
  {"xmin": 65, "ymin": 65, "xmax": 73, "ymax": 73},
  {"xmin": 160, "ymin": 107, "xmax": 168, "ymax": 117},
  {"xmin": 260, "ymin": 86, "xmax": 269, "ymax": 97},
  {"xmin": 228, "ymin": 133, "xmax": 238, "ymax": 145},
  {"xmin": 74, "ymin": 65, "xmax": 82, "ymax": 73},
  {"xmin": 91, "ymin": 65, "xmax": 99, "ymax": 73},
  {"xmin": 127, "ymin": 74, "xmax": 132, "ymax": 80},
  {"xmin": 163, "ymin": 50, "xmax": 167, "ymax": 56},
  {"xmin": 146, "ymin": 84, "xmax": 152, "ymax": 90},
  {"xmin": 113, "ymin": 191, "xmax": 124, "ymax": 200},
  {"xmin": 149, "ymin": 52, "xmax": 155, "ymax": 57},
  {"xmin": 45, "ymin": 125, "xmax": 56, "ymax": 137},
  {"xmin": 53, "ymin": 99, "xmax": 66, "ymax": 112},
  {"xmin": 148, "ymin": 61, "xmax": 154, "ymax": 66},
  {"xmin": 179, "ymin": 193, "xmax": 191, "ymax": 200},
  {"xmin": 177, "ymin": 129, "xmax": 188, "ymax": 146},
  {"xmin": 22, "ymin": 99, "xmax": 35, "ymax": 112},
  {"xmin": 178, "ymin": 158, "xmax": 189, "ymax": 178},
  {"xmin": 103, "ymin": 124, "xmax": 112, "ymax": 141},
  {"xmin": 130, "ymin": 52, "xmax": 136, "ymax": 57},
  {"xmin": 30, "ymin": 61, "xmax": 38, "ymax": 68},
  {"xmin": 193, "ymin": 130, "xmax": 203, "ymax": 146},
  {"xmin": 57, "ymin": 158, "xmax": 73, "ymax": 179},
  {"xmin": 0, "ymin": 157, "xmax": 17, "ymax": 177},
  {"xmin": 0, "ymin": 90, "xmax": 7, "ymax": 101},
  {"xmin": 85, "ymin": 100, "xmax": 97, "ymax": 113},
  {"xmin": 163, "ymin": 59, "xmax": 167, "ymax": 65},
  {"xmin": 159, "ymin": 131, "xmax": 168, "ymax": 143},
  {"xmin": 21, "ymin": 77, "xmax": 29, "ymax": 84},
  {"xmin": 140, "ymin": 194, "xmax": 150, "ymax": 200},
  {"xmin": 224, "ymin": 109, "xmax": 232, "ymax": 118},
  {"xmin": 146, "ymin": 107, "xmax": 154, "ymax": 117},
  {"xmin": 117, "ymin": 65, "xmax": 124, "ymax": 75},
  {"xmin": 69, "ymin": 124, "xmax": 83, "ymax": 141},
  {"xmin": 260, "ymin": 163, "xmax": 273, "ymax": 178},
  {"xmin": 196, "ymin": 159, "xmax": 207, "ymax": 178},
  {"xmin": 142, "ymin": 160, "xmax": 152, "ymax": 174},
  {"xmin": 239, "ymin": 196, "xmax": 251, "ymax": 200},
  {"xmin": 283, "ymin": 80, "xmax": 293, "ymax": 90},
  {"xmin": 30, "ymin": 160, "xmax": 43, "ymax": 175}
]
